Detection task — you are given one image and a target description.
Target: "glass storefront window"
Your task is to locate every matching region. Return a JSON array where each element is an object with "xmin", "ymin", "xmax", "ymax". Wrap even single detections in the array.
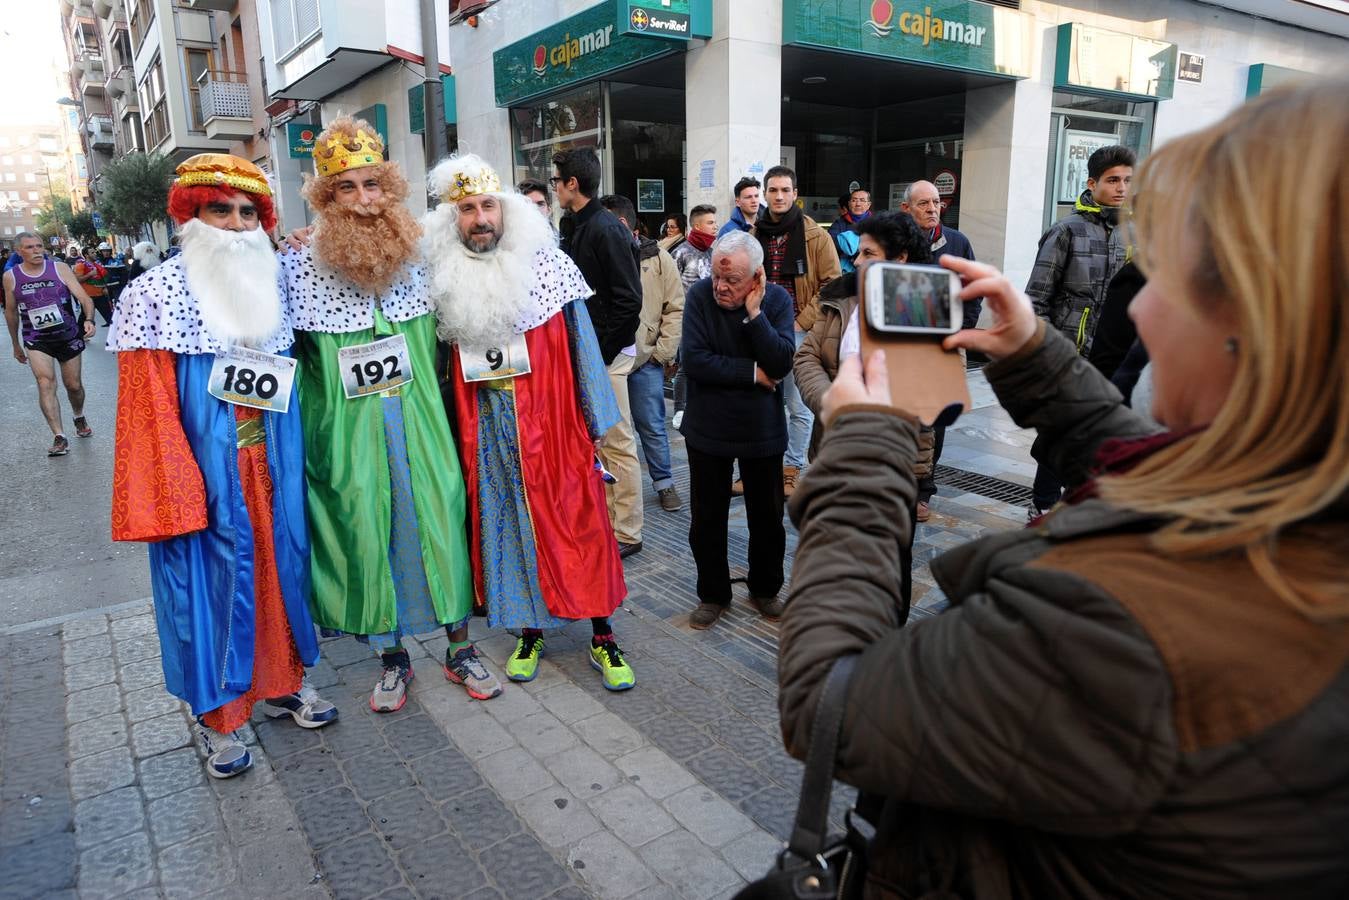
[
  {"xmin": 1044, "ymin": 91, "xmax": 1154, "ymax": 228},
  {"xmin": 510, "ymin": 83, "xmax": 605, "ymax": 188}
]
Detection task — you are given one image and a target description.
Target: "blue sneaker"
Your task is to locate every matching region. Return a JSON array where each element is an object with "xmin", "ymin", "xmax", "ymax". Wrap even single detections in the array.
[
  {"xmin": 264, "ymin": 678, "xmax": 339, "ymax": 728},
  {"xmin": 195, "ymin": 722, "xmax": 252, "ymax": 779}
]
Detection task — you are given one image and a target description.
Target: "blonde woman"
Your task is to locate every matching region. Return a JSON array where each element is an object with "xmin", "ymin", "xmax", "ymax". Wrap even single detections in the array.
[{"xmin": 778, "ymin": 76, "xmax": 1349, "ymax": 897}]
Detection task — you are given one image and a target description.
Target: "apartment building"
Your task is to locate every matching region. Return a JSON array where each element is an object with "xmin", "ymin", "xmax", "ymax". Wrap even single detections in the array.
[{"xmin": 0, "ymin": 125, "xmax": 67, "ymax": 252}]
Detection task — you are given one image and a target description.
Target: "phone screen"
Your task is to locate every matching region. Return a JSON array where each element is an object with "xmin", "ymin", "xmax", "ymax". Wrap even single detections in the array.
[{"xmin": 877, "ymin": 265, "xmax": 953, "ymax": 331}]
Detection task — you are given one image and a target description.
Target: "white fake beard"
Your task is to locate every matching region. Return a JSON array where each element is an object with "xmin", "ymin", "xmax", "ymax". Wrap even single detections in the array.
[
  {"xmin": 421, "ymin": 192, "xmax": 555, "ymax": 347},
  {"xmin": 178, "ymin": 218, "xmax": 282, "ymax": 347}
]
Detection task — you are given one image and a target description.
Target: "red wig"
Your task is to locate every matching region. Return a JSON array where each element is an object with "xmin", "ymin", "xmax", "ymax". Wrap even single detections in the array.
[{"xmin": 167, "ymin": 184, "xmax": 277, "ymax": 232}]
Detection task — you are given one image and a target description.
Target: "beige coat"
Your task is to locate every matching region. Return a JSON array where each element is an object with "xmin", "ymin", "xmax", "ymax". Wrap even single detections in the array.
[{"xmin": 631, "ymin": 242, "xmax": 684, "ymax": 370}]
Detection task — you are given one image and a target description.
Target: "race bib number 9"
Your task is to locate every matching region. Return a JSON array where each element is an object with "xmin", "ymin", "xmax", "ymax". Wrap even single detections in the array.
[
  {"xmin": 338, "ymin": 333, "xmax": 413, "ymax": 399},
  {"xmin": 208, "ymin": 348, "xmax": 296, "ymax": 413},
  {"xmin": 458, "ymin": 332, "xmax": 532, "ymax": 383},
  {"xmin": 28, "ymin": 304, "xmax": 65, "ymax": 331}
]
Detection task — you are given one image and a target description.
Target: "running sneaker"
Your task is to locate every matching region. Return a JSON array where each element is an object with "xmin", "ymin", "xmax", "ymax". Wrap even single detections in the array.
[
  {"xmin": 371, "ymin": 651, "xmax": 414, "ymax": 713},
  {"xmin": 444, "ymin": 646, "xmax": 503, "ymax": 700},
  {"xmin": 589, "ymin": 638, "xmax": 635, "ymax": 692},
  {"xmin": 48, "ymin": 434, "xmax": 69, "ymax": 457},
  {"xmin": 73, "ymin": 417, "xmax": 93, "ymax": 438},
  {"xmin": 195, "ymin": 722, "xmax": 252, "ymax": 779},
  {"xmin": 505, "ymin": 633, "xmax": 544, "ymax": 682},
  {"xmin": 264, "ymin": 677, "xmax": 339, "ymax": 728}
]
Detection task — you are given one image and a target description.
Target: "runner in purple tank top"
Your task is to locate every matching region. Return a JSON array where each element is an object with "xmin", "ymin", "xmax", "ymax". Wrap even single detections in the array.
[{"xmin": 3, "ymin": 231, "xmax": 97, "ymax": 456}]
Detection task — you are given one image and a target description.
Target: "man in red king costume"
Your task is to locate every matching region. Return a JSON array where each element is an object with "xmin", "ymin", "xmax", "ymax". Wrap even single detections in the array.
[
  {"xmin": 107, "ymin": 154, "xmax": 337, "ymax": 779},
  {"xmin": 424, "ymin": 153, "xmax": 636, "ymax": 691}
]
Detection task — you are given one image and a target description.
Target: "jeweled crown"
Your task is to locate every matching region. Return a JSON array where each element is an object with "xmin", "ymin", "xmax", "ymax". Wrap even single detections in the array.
[
  {"xmin": 442, "ymin": 168, "xmax": 502, "ymax": 203},
  {"xmin": 314, "ymin": 128, "xmax": 384, "ymax": 178}
]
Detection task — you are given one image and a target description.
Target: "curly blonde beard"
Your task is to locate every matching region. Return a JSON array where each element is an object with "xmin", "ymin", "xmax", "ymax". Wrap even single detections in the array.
[{"xmin": 305, "ymin": 164, "xmax": 422, "ymax": 294}]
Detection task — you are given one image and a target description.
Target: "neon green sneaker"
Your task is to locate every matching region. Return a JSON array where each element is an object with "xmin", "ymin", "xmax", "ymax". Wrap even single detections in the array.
[
  {"xmin": 589, "ymin": 638, "xmax": 635, "ymax": 692},
  {"xmin": 506, "ymin": 633, "xmax": 544, "ymax": 682}
]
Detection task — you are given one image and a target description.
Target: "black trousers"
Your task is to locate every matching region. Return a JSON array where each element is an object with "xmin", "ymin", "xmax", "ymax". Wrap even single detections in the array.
[
  {"xmin": 687, "ymin": 447, "xmax": 785, "ymax": 605},
  {"xmin": 916, "ymin": 424, "xmax": 947, "ymax": 503},
  {"xmin": 1031, "ymin": 462, "xmax": 1064, "ymax": 510}
]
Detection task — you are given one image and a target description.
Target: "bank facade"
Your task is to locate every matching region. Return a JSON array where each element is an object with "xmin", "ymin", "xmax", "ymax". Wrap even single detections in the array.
[{"xmin": 446, "ymin": 0, "xmax": 1343, "ymax": 289}]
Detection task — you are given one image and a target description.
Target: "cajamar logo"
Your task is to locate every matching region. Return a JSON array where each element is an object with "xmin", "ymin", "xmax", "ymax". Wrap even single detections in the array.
[
  {"xmin": 532, "ymin": 25, "xmax": 616, "ymax": 76},
  {"xmin": 867, "ymin": 2, "xmax": 988, "ymax": 47},
  {"xmin": 532, "ymin": 44, "xmax": 547, "ymax": 75}
]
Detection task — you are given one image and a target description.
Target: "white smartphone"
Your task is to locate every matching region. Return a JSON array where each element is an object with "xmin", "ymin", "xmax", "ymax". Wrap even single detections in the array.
[{"xmin": 862, "ymin": 262, "xmax": 963, "ymax": 336}]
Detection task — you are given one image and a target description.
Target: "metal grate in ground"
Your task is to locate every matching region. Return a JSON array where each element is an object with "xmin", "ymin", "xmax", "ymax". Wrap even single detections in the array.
[{"xmin": 933, "ymin": 464, "xmax": 1034, "ymax": 505}]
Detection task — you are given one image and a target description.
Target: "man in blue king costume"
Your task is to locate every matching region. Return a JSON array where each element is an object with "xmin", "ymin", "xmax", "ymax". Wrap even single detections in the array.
[
  {"xmin": 108, "ymin": 154, "xmax": 337, "ymax": 778},
  {"xmin": 425, "ymin": 154, "xmax": 637, "ymax": 691}
]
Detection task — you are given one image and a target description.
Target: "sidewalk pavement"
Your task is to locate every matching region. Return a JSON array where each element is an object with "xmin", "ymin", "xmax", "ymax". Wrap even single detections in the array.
[{"xmin": 1, "ymin": 374, "xmax": 1035, "ymax": 900}]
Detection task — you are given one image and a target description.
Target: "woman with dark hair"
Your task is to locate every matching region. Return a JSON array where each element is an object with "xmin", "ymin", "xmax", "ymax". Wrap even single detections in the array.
[{"xmin": 658, "ymin": 212, "xmax": 687, "ymax": 252}]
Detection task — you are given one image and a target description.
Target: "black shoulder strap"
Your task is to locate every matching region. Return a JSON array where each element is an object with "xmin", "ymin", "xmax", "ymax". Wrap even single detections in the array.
[{"xmin": 787, "ymin": 654, "xmax": 858, "ymax": 859}]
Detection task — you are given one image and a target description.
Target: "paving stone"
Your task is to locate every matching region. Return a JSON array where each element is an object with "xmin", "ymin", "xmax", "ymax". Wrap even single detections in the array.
[
  {"xmin": 739, "ymin": 786, "xmax": 796, "ymax": 842},
  {"xmin": 600, "ymin": 687, "xmax": 670, "ymax": 725},
  {"xmin": 480, "ymin": 683, "xmax": 543, "ymax": 724},
  {"xmin": 294, "ymin": 785, "xmax": 370, "ymax": 849},
  {"xmin": 0, "ymin": 788, "xmax": 73, "ymax": 848},
  {"xmin": 67, "ymin": 712, "xmax": 129, "ymax": 759},
  {"xmin": 367, "ymin": 786, "xmax": 448, "ymax": 850},
  {"xmin": 662, "ymin": 785, "xmax": 756, "ymax": 848},
  {"xmin": 639, "ymin": 830, "xmax": 743, "ymax": 900},
  {"xmin": 754, "ymin": 752, "xmax": 804, "ymax": 794},
  {"xmin": 637, "ymin": 711, "xmax": 708, "ymax": 762},
  {"xmin": 384, "ymin": 713, "xmax": 451, "ymax": 760},
  {"xmin": 410, "ymin": 655, "xmax": 452, "ymax": 688},
  {"xmin": 3, "ymin": 711, "xmax": 66, "ymax": 756},
  {"xmin": 663, "ymin": 686, "xmax": 729, "ymax": 727},
  {"xmin": 123, "ymin": 685, "xmax": 185, "ymax": 723},
  {"xmin": 109, "ymin": 613, "xmax": 157, "ymax": 640},
  {"xmin": 586, "ymin": 783, "xmax": 677, "ymax": 848},
  {"xmin": 235, "ymin": 825, "xmax": 322, "ymax": 896},
  {"xmin": 341, "ymin": 746, "xmax": 417, "ymax": 800},
  {"xmin": 533, "ymin": 683, "xmax": 606, "ymax": 725},
  {"xmin": 158, "ymin": 830, "xmax": 239, "ymax": 899},
  {"xmin": 65, "ymin": 682, "xmax": 121, "ymax": 726},
  {"xmin": 63, "ymin": 633, "xmax": 113, "ymax": 666},
  {"xmin": 0, "ymin": 831, "xmax": 77, "ymax": 897},
  {"xmin": 273, "ymin": 746, "xmax": 347, "ymax": 798},
  {"xmin": 544, "ymin": 888, "xmax": 594, "ymax": 900},
  {"xmin": 74, "ymin": 786, "xmax": 145, "ymax": 850},
  {"xmin": 625, "ymin": 884, "xmax": 680, "ymax": 900},
  {"xmin": 77, "ymin": 831, "xmax": 155, "ymax": 900},
  {"xmin": 507, "ymin": 710, "xmax": 580, "ymax": 756},
  {"xmin": 376, "ymin": 887, "xmax": 418, "ymax": 900},
  {"xmin": 65, "ymin": 655, "xmax": 117, "ymax": 692},
  {"xmin": 306, "ymin": 658, "xmax": 341, "ymax": 690},
  {"xmin": 148, "ymin": 784, "xmax": 222, "ymax": 848},
  {"xmin": 515, "ymin": 785, "xmax": 602, "ymax": 848},
  {"xmin": 118, "ymin": 656, "xmax": 167, "ymax": 689},
  {"xmin": 686, "ymin": 747, "xmax": 766, "ymax": 802},
  {"xmin": 322, "ymin": 636, "xmax": 374, "ymax": 668},
  {"xmin": 435, "ymin": 703, "xmax": 517, "ymax": 760},
  {"xmin": 721, "ymin": 828, "xmax": 785, "ymax": 881},
  {"xmin": 316, "ymin": 831, "xmax": 406, "ymax": 900},
  {"xmin": 460, "ymin": 888, "xmax": 505, "ymax": 900},
  {"xmin": 255, "ymin": 711, "xmax": 328, "ymax": 759},
  {"xmin": 320, "ymin": 714, "xmax": 389, "ymax": 759},
  {"xmin": 69, "ymin": 745, "xmax": 135, "ymax": 800},
  {"xmin": 440, "ymin": 788, "xmax": 521, "ymax": 851},
  {"xmin": 62, "ymin": 615, "xmax": 109, "ymax": 641},
  {"xmin": 113, "ymin": 633, "xmax": 162, "ymax": 665},
  {"xmin": 130, "ymin": 711, "xmax": 191, "ymax": 757},
  {"xmin": 407, "ymin": 747, "xmax": 484, "ymax": 800},
  {"xmin": 573, "ymin": 711, "xmax": 646, "ymax": 760},
  {"xmin": 615, "ymin": 745, "xmax": 698, "ymax": 800},
  {"xmin": 541, "ymin": 743, "xmax": 624, "ymax": 797},
  {"xmin": 399, "ymin": 832, "xmax": 487, "ymax": 899},
  {"xmin": 477, "ymin": 746, "xmax": 554, "ymax": 802},
  {"xmin": 480, "ymin": 832, "xmax": 572, "ymax": 897},
  {"xmin": 220, "ymin": 779, "xmax": 301, "ymax": 845},
  {"xmin": 567, "ymin": 830, "xmax": 658, "ymax": 900},
  {"xmin": 705, "ymin": 714, "xmax": 781, "ymax": 761}
]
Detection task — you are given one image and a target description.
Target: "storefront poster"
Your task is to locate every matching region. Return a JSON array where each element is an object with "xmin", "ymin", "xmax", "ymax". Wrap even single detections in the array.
[
  {"xmin": 933, "ymin": 169, "xmax": 957, "ymax": 197},
  {"xmin": 888, "ymin": 182, "xmax": 911, "ymax": 210},
  {"xmin": 637, "ymin": 179, "xmax": 665, "ymax": 213},
  {"xmin": 782, "ymin": 0, "xmax": 1033, "ymax": 79},
  {"xmin": 698, "ymin": 159, "xmax": 715, "ymax": 189},
  {"xmin": 1056, "ymin": 130, "xmax": 1116, "ymax": 203}
]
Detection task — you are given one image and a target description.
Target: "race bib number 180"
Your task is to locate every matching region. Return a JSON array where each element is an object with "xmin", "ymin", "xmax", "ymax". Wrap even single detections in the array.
[
  {"xmin": 338, "ymin": 333, "xmax": 413, "ymax": 399},
  {"xmin": 208, "ymin": 347, "xmax": 296, "ymax": 413},
  {"xmin": 458, "ymin": 332, "xmax": 532, "ymax": 383}
]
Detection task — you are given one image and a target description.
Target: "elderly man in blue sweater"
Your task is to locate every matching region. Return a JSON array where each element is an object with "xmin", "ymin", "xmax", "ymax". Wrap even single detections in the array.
[{"xmin": 679, "ymin": 231, "xmax": 796, "ymax": 630}]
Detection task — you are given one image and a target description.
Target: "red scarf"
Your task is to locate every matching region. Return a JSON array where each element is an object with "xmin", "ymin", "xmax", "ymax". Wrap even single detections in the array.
[{"xmin": 686, "ymin": 228, "xmax": 715, "ymax": 252}]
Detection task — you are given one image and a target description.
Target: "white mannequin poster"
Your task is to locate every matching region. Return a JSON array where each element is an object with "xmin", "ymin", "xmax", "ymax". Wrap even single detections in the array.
[{"xmin": 1058, "ymin": 130, "xmax": 1117, "ymax": 203}]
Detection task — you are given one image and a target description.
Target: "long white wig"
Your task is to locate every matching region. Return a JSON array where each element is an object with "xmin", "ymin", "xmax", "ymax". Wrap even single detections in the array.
[
  {"xmin": 422, "ymin": 154, "xmax": 556, "ymax": 347},
  {"xmin": 132, "ymin": 241, "xmax": 161, "ymax": 270}
]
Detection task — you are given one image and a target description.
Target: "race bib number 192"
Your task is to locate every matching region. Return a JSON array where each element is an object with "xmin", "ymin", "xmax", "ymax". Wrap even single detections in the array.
[
  {"xmin": 208, "ymin": 347, "xmax": 296, "ymax": 413},
  {"xmin": 338, "ymin": 333, "xmax": 413, "ymax": 399}
]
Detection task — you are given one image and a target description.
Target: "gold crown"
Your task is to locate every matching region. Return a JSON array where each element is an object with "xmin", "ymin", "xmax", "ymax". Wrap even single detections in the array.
[
  {"xmin": 314, "ymin": 128, "xmax": 384, "ymax": 178},
  {"xmin": 174, "ymin": 153, "xmax": 272, "ymax": 196},
  {"xmin": 442, "ymin": 167, "xmax": 502, "ymax": 203}
]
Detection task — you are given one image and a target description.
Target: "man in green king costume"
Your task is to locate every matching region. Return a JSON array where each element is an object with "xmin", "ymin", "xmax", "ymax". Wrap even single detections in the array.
[{"xmin": 283, "ymin": 117, "xmax": 501, "ymax": 711}]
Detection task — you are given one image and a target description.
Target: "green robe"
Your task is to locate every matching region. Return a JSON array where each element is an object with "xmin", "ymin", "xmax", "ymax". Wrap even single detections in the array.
[{"xmin": 294, "ymin": 311, "xmax": 473, "ymax": 635}]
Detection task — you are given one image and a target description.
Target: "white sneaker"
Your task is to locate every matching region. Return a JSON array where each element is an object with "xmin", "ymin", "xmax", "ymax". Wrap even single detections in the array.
[
  {"xmin": 195, "ymin": 722, "xmax": 252, "ymax": 779},
  {"xmin": 264, "ymin": 676, "xmax": 339, "ymax": 729},
  {"xmin": 371, "ymin": 652, "xmax": 413, "ymax": 713},
  {"xmin": 672, "ymin": 410, "xmax": 684, "ymax": 429}
]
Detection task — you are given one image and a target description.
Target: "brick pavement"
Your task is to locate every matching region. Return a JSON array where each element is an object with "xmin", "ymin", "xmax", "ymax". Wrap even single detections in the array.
[{"xmin": 0, "ymin": 392, "xmax": 1030, "ymax": 900}]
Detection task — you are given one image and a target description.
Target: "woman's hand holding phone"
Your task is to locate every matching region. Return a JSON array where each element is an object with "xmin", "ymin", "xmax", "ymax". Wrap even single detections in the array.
[{"xmin": 938, "ymin": 256, "xmax": 1039, "ymax": 362}]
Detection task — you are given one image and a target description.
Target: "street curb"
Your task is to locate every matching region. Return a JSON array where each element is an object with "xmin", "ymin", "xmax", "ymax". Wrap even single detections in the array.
[{"xmin": 3, "ymin": 596, "xmax": 153, "ymax": 635}]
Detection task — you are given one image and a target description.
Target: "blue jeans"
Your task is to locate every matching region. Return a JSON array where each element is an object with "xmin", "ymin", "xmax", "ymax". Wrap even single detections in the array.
[
  {"xmin": 627, "ymin": 360, "xmax": 674, "ymax": 491},
  {"xmin": 781, "ymin": 329, "xmax": 813, "ymax": 468}
]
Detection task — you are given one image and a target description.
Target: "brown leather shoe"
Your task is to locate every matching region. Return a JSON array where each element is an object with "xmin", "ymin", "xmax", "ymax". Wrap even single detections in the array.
[
  {"xmin": 690, "ymin": 602, "xmax": 726, "ymax": 630},
  {"xmin": 749, "ymin": 594, "xmax": 785, "ymax": 621},
  {"xmin": 916, "ymin": 501, "xmax": 931, "ymax": 523},
  {"xmin": 783, "ymin": 466, "xmax": 800, "ymax": 498}
]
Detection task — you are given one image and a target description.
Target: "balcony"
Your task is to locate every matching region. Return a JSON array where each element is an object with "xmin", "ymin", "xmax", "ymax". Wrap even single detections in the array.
[
  {"xmin": 198, "ymin": 70, "xmax": 253, "ymax": 141},
  {"xmin": 183, "ymin": 0, "xmax": 237, "ymax": 9},
  {"xmin": 106, "ymin": 64, "xmax": 129, "ymax": 98},
  {"xmin": 92, "ymin": 0, "xmax": 112, "ymax": 17},
  {"xmin": 87, "ymin": 114, "xmax": 115, "ymax": 151},
  {"xmin": 79, "ymin": 55, "xmax": 107, "ymax": 98}
]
